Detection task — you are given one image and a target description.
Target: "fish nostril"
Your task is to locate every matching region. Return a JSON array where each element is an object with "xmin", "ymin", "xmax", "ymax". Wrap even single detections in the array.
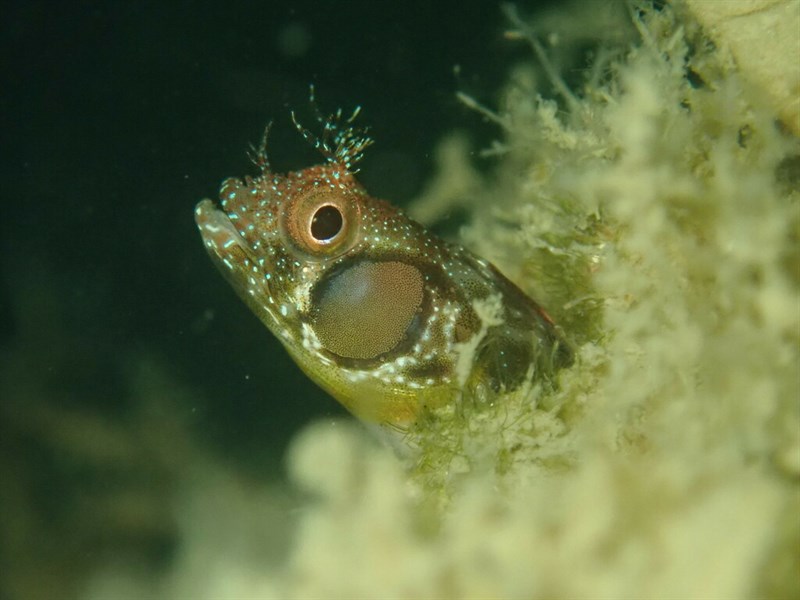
[{"xmin": 310, "ymin": 205, "xmax": 343, "ymax": 241}]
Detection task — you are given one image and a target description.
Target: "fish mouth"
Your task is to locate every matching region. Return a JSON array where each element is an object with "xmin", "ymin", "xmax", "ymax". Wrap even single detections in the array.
[
  {"xmin": 195, "ymin": 199, "xmax": 259, "ymax": 270},
  {"xmin": 195, "ymin": 198, "xmax": 284, "ymax": 326}
]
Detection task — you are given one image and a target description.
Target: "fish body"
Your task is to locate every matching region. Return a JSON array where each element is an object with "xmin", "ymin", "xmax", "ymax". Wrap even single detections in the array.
[{"xmin": 195, "ymin": 108, "xmax": 571, "ymax": 429}]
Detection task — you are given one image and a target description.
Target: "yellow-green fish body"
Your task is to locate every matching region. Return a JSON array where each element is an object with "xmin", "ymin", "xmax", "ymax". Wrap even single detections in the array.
[{"xmin": 195, "ymin": 108, "xmax": 571, "ymax": 429}]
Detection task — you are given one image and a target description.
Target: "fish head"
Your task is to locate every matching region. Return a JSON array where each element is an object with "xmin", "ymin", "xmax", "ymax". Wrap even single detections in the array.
[{"xmin": 195, "ymin": 160, "xmax": 448, "ymax": 426}]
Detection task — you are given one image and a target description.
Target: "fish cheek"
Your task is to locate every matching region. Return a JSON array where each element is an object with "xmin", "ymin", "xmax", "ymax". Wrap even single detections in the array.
[{"xmin": 310, "ymin": 261, "xmax": 424, "ymax": 360}]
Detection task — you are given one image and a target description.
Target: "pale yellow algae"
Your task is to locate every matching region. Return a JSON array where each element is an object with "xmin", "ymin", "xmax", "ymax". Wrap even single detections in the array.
[
  {"xmin": 85, "ymin": 2, "xmax": 799, "ymax": 598},
  {"xmin": 684, "ymin": 0, "xmax": 800, "ymax": 136}
]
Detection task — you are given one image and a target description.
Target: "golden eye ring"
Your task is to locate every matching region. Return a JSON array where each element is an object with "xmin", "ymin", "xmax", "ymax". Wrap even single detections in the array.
[{"xmin": 282, "ymin": 190, "xmax": 361, "ymax": 259}]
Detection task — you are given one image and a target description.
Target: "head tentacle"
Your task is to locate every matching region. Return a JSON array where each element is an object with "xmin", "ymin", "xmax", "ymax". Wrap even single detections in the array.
[{"xmin": 290, "ymin": 85, "xmax": 374, "ymax": 172}]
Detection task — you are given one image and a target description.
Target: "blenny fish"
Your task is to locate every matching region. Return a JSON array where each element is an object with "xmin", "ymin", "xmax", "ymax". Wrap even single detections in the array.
[{"xmin": 195, "ymin": 102, "xmax": 572, "ymax": 431}]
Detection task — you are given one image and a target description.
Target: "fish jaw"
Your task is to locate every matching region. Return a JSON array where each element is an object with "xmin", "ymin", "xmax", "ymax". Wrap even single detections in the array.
[
  {"xmin": 194, "ymin": 197, "xmax": 288, "ymax": 340},
  {"xmin": 195, "ymin": 198, "xmax": 252, "ymax": 274}
]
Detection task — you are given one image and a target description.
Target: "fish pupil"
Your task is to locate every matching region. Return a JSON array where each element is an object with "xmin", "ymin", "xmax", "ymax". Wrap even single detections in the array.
[{"xmin": 310, "ymin": 205, "xmax": 343, "ymax": 241}]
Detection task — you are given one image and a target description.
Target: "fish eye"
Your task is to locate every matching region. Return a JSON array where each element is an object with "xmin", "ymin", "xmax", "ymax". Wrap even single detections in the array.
[
  {"xmin": 282, "ymin": 190, "xmax": 361, "ymax": 259},
  {"xmin": 310, "ymin": 204, "xmax": 344, "ymax": 241}
]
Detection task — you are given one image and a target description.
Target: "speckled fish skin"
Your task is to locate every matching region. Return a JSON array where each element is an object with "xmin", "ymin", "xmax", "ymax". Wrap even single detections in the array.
[{"xmin": 195, "ymin": 108, "xmax": 572, "ymax": 429}]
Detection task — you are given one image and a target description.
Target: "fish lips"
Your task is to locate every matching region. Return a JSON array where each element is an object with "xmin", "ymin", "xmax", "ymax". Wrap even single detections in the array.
[{"xmin": 195, "ymin": 199, "xmax": 261, "ymax": 274}]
